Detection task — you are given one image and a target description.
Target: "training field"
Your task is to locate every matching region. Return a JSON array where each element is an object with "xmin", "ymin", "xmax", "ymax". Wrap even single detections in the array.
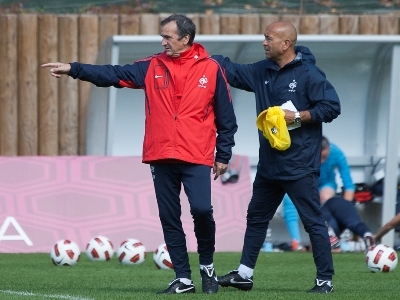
[{"xmin": 0, "ymin": 251, "xmax": 399, "ymax": 300}]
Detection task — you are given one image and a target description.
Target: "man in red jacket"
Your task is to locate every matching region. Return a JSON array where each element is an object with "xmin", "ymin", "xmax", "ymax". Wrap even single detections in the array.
[{"xmin": 42, "ymin": 14, "xmax": 237, "ymax": 295}]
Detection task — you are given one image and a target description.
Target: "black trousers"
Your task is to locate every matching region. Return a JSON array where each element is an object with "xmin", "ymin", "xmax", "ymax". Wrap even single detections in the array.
[
  {"xmin": 151, "ymin": 162, "xmax": 215, "ymax": 279},
  {"xmin": 240, "ymin": 171, "xmax": 334, "ymax": 280}
]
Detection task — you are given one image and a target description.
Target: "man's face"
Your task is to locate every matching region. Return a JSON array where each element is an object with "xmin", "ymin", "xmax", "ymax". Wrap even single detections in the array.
[
  {"xmin": 321, "ymin": 147, "xmax": 330, "ymax": 163},
  {"xmin": 161, "ymin": 21, "xmax": 189, "ymax": 57},
  {"xmin": 262, "ymin": 25, "xmax": 285, "ymax": 60}
]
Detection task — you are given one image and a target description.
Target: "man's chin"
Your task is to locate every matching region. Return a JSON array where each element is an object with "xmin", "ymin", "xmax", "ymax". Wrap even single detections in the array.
[{"xmin": 167, "ymin": 53, "xmax": 180, "ymax": 58}]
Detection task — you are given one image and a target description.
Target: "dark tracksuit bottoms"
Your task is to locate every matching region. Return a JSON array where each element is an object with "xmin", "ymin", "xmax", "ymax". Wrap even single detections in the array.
[
  {"xmin": 321, "ymin": 196, "xmax": 371, "ymax": 237},
  {"xmin": 151, "ymin": 162, "xmax": 215, "ymax": 280},
  {"xmin": 241, "ymin": 171, "xmax": 334, "ymax": 280}
]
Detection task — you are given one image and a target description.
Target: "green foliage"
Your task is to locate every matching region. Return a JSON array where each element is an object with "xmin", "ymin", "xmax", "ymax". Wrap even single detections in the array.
[
  {"xmin": 0, "ymin": 1, "xmax": 158, "ymax": 14},
  {"xmin": 0, "ymin": 252, "xmax": 399, "ymax": 299},
  {"xmin": 0, "ymin": 0, "xmax": 399, "ymax": 14}
]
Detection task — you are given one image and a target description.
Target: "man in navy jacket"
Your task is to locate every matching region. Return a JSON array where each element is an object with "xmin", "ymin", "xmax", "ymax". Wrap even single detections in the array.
[{"xmin": 215, "ymin": 21, "xmax": 340, "ymax": 293}]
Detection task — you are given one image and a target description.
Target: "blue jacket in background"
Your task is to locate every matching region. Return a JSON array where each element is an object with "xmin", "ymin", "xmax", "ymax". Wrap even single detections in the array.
[
  {"xmin": 319, "ymin": 143, "xmax": 355, "ymax": 192},
  {"xmin": 213, "ymin": 45, "xmax": 341, "ymax": 180}
]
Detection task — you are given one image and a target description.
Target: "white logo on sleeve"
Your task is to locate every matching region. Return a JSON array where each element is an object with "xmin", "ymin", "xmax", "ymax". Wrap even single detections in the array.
[{"xmin": 198, "ymin": 75, "xmax": 208, "ymax": 88}]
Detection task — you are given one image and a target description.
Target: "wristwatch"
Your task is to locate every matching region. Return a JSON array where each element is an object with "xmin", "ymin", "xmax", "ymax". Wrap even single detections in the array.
[{"xmin": 294, "ymin": 111, "xmax": 301, "ymax": 125}]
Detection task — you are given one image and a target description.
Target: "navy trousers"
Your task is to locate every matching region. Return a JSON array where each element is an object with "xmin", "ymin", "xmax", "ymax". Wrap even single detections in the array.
[
  {"xmin": 240, "ymin": 171, "xmax": 334, "ymax": 280},
  {"xmin": 321, "ymin": 196, "xmax": 371, "ymax": 237},
  {"xmin": 151, "ymin": 163, "xmax": 215, "ymax": 279}
]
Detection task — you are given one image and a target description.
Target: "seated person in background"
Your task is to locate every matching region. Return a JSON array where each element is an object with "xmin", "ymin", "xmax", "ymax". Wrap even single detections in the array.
[
  {"xmin": 283, "ymin": 192, "xmax": 375, "ymax": 252},
  {"xmin": 321, "ymin": 196, "xmax": 375, "ymax": 251},
  {"xmin": 282, "ymin": 194, "xmax": 304, "ymax": 251},
  {"xmin": 319, "ymin": 136, "xmax": 357, "ymax": 248},
  {"xmin": 319, "ymin": 136, "xmax": 355, "ymax": 203},
  {"xmin": 283, "ymin": 136, "xmax": 356, "ymax": 251}
]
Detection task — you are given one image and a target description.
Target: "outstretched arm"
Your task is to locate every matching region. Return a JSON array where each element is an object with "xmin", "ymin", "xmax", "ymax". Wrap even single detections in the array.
[
  {"xmin": 212, "ymin": 55, "xmax": 256, "ymax": 92},
  {"xmin": 41, "ymin": 62, "xmax": 71, "ymax": 78},
  {"xmin": 374, "ymin": 213, "xmax": 400, "ymax": 242},
  {"xmin": 42, "ymin": 61, "xmax": 150, "ymax": 88}
]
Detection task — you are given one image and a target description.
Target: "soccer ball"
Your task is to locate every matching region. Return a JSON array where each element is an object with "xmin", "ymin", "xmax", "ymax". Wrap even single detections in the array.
[
  {"xmin": 117, "ymin": 238, "xmax": 146, "ymax": 265},
  {"xmin": 86, "ymin": 236, "xmax": 114, "ymax": 261},
  {"xmin": 50, "ymin": 239, "xmax": 81, "ymax": 266},
  {"xmin": 153, "ymin": 243, "xmax": 173, "ymax": 270},
  {"xmin": 366, "ymin": 244, "xmax": 398, "ymax": 273}
]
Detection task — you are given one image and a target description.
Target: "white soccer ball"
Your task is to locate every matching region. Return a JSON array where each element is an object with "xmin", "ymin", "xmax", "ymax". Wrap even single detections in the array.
[
  {"xmin": 153, "ymin": 243, "xmax": 173, "ymax": 270},
  {"xmin": 117, "ymin": 238, "xmax": 146, "ymax": 265},
  {"xmin": 86, "ymin": 236, "xmax": 114, "ymax": 261},
  {"xmin": 50, "ymin": 239, "xmax": 81, "ymax": 266},
  {"xmin": 366, "ymin": 244, "xmax": 398, "ymax": 273}
]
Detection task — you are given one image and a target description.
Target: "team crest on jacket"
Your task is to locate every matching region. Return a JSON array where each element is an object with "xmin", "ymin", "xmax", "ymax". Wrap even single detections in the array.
[
  {"xmin": 198, "ymin": 75, "xmax": 208, "ymax": 88},
  {"xmin": 288, "ymin": 79, "xmax": 297, "ymax": 92}
]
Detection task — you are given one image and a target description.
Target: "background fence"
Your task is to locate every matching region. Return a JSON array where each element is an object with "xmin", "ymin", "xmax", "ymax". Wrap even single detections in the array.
[{"xmin": 0, "ymin": 13, "xmax": 399, "ymax": 156}]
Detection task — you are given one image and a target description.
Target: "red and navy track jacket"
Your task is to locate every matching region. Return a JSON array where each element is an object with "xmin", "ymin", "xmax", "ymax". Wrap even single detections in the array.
[{"xmin": 69, "ymin": 43, "xmax": 237, "ymax": 167}]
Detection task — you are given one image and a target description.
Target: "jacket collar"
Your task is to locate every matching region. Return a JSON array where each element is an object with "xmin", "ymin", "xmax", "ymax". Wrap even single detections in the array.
[{"xmin": 159, "ymin": 43, "xmax": 209, "ymax": 63}]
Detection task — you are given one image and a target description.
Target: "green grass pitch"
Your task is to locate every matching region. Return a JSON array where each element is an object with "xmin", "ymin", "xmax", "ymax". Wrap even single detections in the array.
[{"xmin": 0, "ymin": 251, "xmax": 399, "ymax": 299}]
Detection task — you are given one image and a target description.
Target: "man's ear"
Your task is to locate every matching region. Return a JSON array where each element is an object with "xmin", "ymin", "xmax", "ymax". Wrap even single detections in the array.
[
  {"xmin": 183, "ymin": 35, "xmax": 190, "ymax": 45},
  {"xmin": 283, "ymin": 39, "xmax": 291, "ymax": 51}
]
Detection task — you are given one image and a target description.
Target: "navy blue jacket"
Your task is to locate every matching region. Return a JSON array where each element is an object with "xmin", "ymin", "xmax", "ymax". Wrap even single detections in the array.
[{"xmin": 213, "ymin": 46, "xmax": 341, "ymax": 180}]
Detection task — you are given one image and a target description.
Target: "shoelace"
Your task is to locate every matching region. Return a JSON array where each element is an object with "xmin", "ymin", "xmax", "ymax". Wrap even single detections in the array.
[{"xmin": 203, "ymin": 267, "xmax": 214, "ymax": 277}]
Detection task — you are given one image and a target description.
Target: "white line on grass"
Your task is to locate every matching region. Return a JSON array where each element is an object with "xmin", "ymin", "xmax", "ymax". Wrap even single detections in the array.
[{"xmin": 0, "ymin": 290, "xmax": 94, "ymax": 300}]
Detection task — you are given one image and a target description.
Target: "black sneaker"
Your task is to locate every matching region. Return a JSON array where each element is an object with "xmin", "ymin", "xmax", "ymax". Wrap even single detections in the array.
[
  {"xmin": 157, "ymin": 278, "xmax": 195, "ymax": 294},
  {"xmin": 307, "ymin": 279, "xmax": 333, "ymax": 293},
  {"xmin": 200, "ymin": 266, "xmax": 218, "ymax": 294},
  {"xmin": 217, "ymin": 270, "xmax": 253, "ymax": 291}
]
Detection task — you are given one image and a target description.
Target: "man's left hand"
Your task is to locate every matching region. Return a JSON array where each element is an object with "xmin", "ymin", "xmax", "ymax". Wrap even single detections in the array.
[{"xmin": 213, "ymin": 162, "xmax": 228, "ymax": 180}]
